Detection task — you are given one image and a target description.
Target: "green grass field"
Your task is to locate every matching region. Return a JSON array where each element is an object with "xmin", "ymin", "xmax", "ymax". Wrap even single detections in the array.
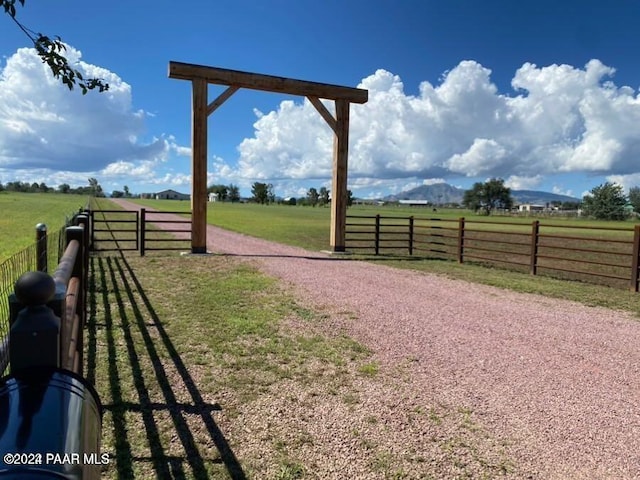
[
  {"xmin": 120, "ymin": 199, "xmax": 640, "ymax": 313},
  {"xmin": 131, "ymin": 199, "xmax": 333, "ymax": 251},
  {"xmin": 128, "ymin": 199, "xmax": 638, "ymax": 255},
  {"xmin": 0, "ymin": 192, "xmax": 89, "ymax": 261}
]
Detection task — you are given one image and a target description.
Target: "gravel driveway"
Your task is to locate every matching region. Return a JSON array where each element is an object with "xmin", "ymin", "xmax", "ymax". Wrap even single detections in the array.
[{"xmin": 112, "ymin": 199, "xmax": 640, "ymax": 478}]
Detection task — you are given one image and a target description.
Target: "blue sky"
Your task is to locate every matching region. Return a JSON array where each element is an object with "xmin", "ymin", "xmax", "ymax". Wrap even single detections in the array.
[{"xmin": 2, "ymin": 1, "xmax": 640, "ymax": 199}]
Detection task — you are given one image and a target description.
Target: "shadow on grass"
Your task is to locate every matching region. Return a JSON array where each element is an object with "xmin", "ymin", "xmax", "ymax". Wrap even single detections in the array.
[{"xmin": 87, "ymin": 253, "xmax": 246, "ymax": 480}]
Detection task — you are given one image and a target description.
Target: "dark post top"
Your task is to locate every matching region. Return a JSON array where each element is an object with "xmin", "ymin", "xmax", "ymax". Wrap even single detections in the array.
[{"xmin": 14, "ymin": 271, "xmax": 55, "ymax": 307}]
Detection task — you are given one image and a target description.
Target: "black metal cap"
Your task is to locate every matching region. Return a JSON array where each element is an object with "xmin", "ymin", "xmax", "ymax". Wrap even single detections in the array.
[{"xmin": 14, "ymin": 272, "xmax": 55, "ymax": 306}]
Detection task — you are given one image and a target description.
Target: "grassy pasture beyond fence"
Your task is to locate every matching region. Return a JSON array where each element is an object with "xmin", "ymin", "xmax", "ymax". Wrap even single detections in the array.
[
  {"xmin": 0, "ymin": 192, "xmax": 89, "ymax": 262},
  {"xmin": 127, "ymin": 200, "xmax": 640, "ymax": 290}
]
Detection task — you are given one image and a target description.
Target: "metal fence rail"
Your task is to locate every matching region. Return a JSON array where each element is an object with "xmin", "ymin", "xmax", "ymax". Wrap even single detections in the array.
[
  {"xmin": 89, "ymin": 208, "xmax": 192, "ymax": 255},
  {"xmin": 140, "ymin": 209, "xmax": 192, "ymax": 256},
  {"xmin": 345, "ymin": 214, "xmax": 640, "ymax": 291},
  {"xmin": 90, "ymin": 209, "xmax": 139, "ymax": 252}
]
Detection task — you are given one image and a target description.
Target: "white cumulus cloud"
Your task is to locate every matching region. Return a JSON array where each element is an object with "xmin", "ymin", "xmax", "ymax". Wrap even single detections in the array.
[
  {"xmin": 0, "ymin": 45, "xmax": 188, "ymax": 188},
  {"xmin": 505, "ymin": 175, "xmax": 543, "ymax": 190},
  {"xmin": 214, "ymin": 59, "xmax": 640, "ymax": 193}
]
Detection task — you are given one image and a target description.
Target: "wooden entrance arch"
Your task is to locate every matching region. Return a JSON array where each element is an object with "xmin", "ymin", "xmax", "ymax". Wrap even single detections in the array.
[{"xmin": 169, "ymin": 61, "xmax": 368, "ymax": 253}]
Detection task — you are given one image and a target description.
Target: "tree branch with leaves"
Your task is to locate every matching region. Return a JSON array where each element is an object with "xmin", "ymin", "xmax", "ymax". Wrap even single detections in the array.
[{"xmin": 2, "ymin": 0, "xmax": 108, "ymax": 94}]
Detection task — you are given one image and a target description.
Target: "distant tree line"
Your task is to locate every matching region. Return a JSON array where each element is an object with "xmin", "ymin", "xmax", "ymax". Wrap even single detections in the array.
[
  {"xmin": 462, "ymin": 178, "xmax": 640, "ymax": 221},
  {"xmin": 0, "ymin": 178, "xmax": 105, "ymax": 196},
  {"xmin": 207, "ymin": 182, "xmax": 353, "ymax": 207}
]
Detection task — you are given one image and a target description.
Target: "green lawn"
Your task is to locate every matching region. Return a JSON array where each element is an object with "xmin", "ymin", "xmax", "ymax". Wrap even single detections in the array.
[
  {"xmin": 0, "ymin": 192, "xmax": 89, "ymax": 261},
  {"xmin": 131, "ymin": 199, "xmax": 333, "ymax": 251},
  {"xmin": 130, "ymin": 200, "xmax": 639, "ymax": 233},
  {"xmin": 122, "ymin": 199, "xmax": 640, "ymax": 313}
]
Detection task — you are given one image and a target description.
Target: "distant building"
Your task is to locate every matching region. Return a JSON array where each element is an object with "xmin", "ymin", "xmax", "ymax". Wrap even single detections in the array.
[
  {"xmin": 353, "ymin": 199, "xmax": 385, "ymax": 206},
  {"xmin": 518, "ymin": 204, "xmax": 545, "ymax": 212},
  {"xmin": 398, "ymin": 199, "xmax": 430, "ymax": 207},
  {"xmin": 208, "ymin": 193, "xmax": 219, "ymax": 202},
  {"xmin": 155, "ymin": 189, "xmax": 190, "ymax": 200}
]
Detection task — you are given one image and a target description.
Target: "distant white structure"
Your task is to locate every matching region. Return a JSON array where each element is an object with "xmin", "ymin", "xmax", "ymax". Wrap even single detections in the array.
[
  {"xmin": 208, "ymin": 192, "xmax": 219, "ymax": 202},
  {"xmin": 518, "ymin": 204, "xmax": 545, "ymax": 212},
  {"xmin": 398, "ymin": 199, "xmax": 430, "ymax": 206}
]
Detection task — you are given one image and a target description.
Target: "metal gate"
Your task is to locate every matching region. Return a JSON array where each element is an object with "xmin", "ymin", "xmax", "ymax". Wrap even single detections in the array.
[
  {"xmin": 89, "ymin": 209, "xmax": 192, "ymax": 255},
  {"xmin": 90, "ymin": 210, "xmax": 139, "ymax": 252},
  {"xmin": 139, "ymin": 209, "xmax": 192, "ymax": 256}
]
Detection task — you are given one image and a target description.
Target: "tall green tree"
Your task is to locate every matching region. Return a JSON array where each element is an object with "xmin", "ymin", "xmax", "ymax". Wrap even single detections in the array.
[
  {"xmin": 307, "ymin": 187, "xmax": 319, "ymax": 207},
  {"xmin": 88, "ymin": 177, "xmax": 104, "ymax": 197},
  {"xmin": 628, "ymin": 186, "xmax": 640, "ymax": 214},
  {"xmin": 2, "ymin": 0, "xmax": 108, "ymax": 94},
  {"xmin": 228, "ymin": 184, "xmax": 240, "ymax": 203},
  {"xmin": 463, "ymin": 178, "xmax": 513, "ymax": 214},
  {"xmin": 581, "ymin": 182, "xmax": 629, "ymax": 220},
  {"xmin": 319, "ymin": 187, "xmax": 330, "ymax": 206},
  {"xmin": 267, "ymin": 183, "xmax": 276, "ymax": 204},
  {"xmin": 251, "ymin": 182, "xmax": 269, "ymax": 204}
]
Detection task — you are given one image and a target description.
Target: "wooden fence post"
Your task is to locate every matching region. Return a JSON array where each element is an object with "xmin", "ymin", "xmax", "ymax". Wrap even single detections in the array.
[
  {"xmin": 408, "ymin": 216, "xmax": 414, "ymax": 255},
  {"xmin": 530, "ymin": 220, "xmax": 540, "ymax": 275},
  {"xmin": 89, "ymin": 209, "xmax": 95, "ymax": 251},
  {"xmin": 457, "ymin": 217, "xmax": 465, "ymax": 263},
  {"xmin": 140, "ymin": 208, "xmax": 146, "ymax": 257},
  {"xmin": 374, "ymin": 214, "xmax": 380, "ymax": 255},
  {"xmin": 630, "ymin": 224, "xmax": 640, "ymax": 292},
  {"xmin": 36, "ymin": 223, "xmax": 47, "ymax": 272}
]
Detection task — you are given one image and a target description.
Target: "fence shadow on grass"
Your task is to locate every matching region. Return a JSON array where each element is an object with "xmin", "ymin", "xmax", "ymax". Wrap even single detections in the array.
[{"xmin": 87, "ymin": 253, "xmax": 246, "ymax": 480}]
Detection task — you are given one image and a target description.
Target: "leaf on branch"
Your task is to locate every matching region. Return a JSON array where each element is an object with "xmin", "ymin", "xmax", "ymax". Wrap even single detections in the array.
[{"xmin": 2, "ymin": 2, "xmax": 109, "ymax": 94}]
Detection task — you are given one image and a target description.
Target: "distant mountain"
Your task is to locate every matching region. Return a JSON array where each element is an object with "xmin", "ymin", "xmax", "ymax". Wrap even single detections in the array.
[
  {"xmin": 510, "ymin": 189, "xmax": 580, "ymax": 205},
  {"xmin": 383, "ymin": 183, "xmax": 580, "ymax": 205},
  {"xmin": 385, "ymin": 183, "xmax": 465, "ymax": 203}
]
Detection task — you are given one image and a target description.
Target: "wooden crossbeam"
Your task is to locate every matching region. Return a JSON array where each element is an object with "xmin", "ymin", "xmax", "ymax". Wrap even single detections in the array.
[{"xmin": 170, "ymin": 61, "xmax": 368, "ymax": 103}]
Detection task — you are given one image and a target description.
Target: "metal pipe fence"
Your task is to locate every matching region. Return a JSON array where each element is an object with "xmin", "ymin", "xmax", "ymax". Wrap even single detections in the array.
[{"xmin": 346, "ymin": 214, "xmax": 640, "ymax": 291}]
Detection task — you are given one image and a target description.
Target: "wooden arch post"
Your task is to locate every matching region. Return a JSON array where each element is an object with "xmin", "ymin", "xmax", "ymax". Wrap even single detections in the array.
[{"xmin": 169, "ymin": 61, "xmax": 368, "ymax": 253}]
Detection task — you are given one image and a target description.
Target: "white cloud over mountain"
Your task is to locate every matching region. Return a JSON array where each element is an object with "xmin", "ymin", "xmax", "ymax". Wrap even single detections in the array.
[{"xmin": 215, "ymin": 59, "xmax": 640, "ymax": 195}]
